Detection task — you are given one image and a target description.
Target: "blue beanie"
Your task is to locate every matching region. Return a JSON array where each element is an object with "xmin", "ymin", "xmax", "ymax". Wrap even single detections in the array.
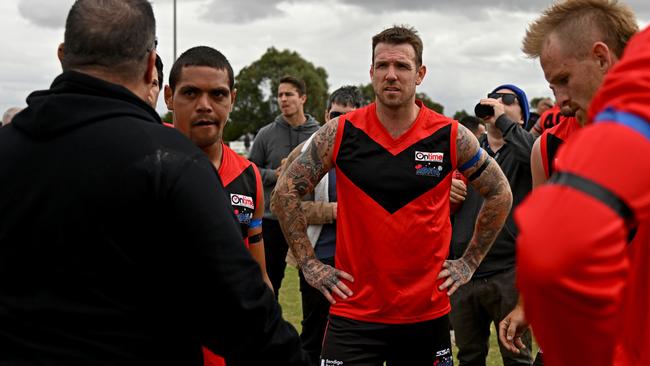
[{"xmin": 491, "ymin": 84, "xmax": 530, "ymax": 128}]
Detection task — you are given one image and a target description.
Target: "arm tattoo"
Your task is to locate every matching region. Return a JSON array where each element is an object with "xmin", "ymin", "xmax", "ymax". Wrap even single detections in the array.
[
  {"xmin": 270, "ymin": 119, "xmax": 338, "ymax": 269},
  {"xmin": 456, "ymin": 124, "xmax": 513, "ymax": 270}
]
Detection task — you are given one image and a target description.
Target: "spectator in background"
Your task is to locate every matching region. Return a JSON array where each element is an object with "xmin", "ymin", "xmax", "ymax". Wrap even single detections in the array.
[
  {"xmin": 276, "ymin": 85, "xmax": 364, "ymax": 366},
  {"xmin": 248, "ymin": 75, "xmax": 320, "ymax": 296},
  {"xmin": 460, "ymin": 115, "xmax": 486, "ymax": 139},
  {"xmin": 535, "ymin": 97, "xmax": 553, "ymax": 115},
  {"xmin": 449, "ymin": 84, "xmax": 534, "ymax": 366}
]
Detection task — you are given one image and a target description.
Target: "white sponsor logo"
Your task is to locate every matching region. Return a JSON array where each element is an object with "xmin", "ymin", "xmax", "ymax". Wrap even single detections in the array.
[
  {"xmin": 415, "ymin": 151, "xmax": 444, "ymax": 163},
  {"xmin": 322, "ymin": 359, "xmax": 344, "ymax": 366},
  {"xmin": 436, "ymin": 348, "xmax": 451, "ymax": 357},
  {"xmin": 230, "ymin": 193, "xmax": 254, "ymax": 210}
]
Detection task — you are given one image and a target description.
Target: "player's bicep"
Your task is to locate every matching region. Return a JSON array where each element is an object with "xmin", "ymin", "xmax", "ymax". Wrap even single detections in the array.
[
  {"xmin": 456, "ymin": 124, "xmax": 509, "ymax": 200},
  {"xmin": 457, "ymin": 124, "xmax": 489, "ymax": 181},
  {"xmin": 530, "ymin": 139, "xmax": 546, "ymax": 189}
]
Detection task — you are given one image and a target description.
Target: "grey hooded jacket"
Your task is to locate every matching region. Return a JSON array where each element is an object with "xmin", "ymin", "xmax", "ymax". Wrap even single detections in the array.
[{"xmin": 249, "ymin": 114, "xmax": 320, "ymax": 219}]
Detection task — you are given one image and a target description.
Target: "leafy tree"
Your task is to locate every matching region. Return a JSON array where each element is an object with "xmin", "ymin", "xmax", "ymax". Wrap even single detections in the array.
[
  {"xmin": 160, "ymin": 111, "xmax": 173, "ymax": 124},
  {"xmin": 224, "ymin": 47, "xmax": 329, "ymax": 142},
  {"xmin": 357, "ymin": 83, "xmax": 444, "ymax": 114},
  {"xmin": 453, "ymin": 109, "xmax": 469, "ymax": 120},
  {"xmin": 358, "ymin": 83, "xmax": 375, "ymax": 105},
  {"xmin": 416, "ymin": 92, "xmax": 444, "ymax": 114}
]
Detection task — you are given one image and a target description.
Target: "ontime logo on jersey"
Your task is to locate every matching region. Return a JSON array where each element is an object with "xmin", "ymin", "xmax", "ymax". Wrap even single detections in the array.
[
  {"xmin": 230, "ymin": 193, "xmax": 254, "ymax": 210},
  {"xmin": 415, "ymin": 151, "xmax": 444, "ymax": 163}
]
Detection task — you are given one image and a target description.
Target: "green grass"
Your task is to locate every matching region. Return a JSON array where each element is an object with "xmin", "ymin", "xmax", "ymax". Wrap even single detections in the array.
[{"xmin": 279, "ymin": 266, "xmax": 536, "ymax": 365}]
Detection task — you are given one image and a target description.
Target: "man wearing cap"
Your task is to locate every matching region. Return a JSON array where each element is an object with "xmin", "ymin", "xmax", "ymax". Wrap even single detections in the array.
[{"xmin": 449, "ymin": 84, "xmax": 534, "ymax": 365}]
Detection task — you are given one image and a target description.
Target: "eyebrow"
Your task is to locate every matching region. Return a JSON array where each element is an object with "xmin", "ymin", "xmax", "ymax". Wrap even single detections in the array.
[{"xmin": 178, "ymin": 85, "xmax": 230, "ymax": 94}]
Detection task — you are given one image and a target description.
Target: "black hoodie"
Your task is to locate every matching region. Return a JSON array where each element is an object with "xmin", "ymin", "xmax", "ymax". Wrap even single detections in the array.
[{"xmin": 0, "ymin": 71, "xmax": 307, "ymax": 366}]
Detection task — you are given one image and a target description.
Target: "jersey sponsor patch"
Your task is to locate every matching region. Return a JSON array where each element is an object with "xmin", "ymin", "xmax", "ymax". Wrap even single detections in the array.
[
  {"xmin": 415, "ymin": 164, "xmax": 443, "ymax": 177},
  {"xmin": 234, "ymin": 211, "xmax": 253, "ymax": 225},
  {"xmin": 415, "ymin": 151, "xmax": 444, "ymax": 163},
  {"xmin": 230, "ymin": 193, "xmax": 254, "ymax": 210},
  {"xmin": 434, "ymin": 347, "xmax": 453, "ymax": 365}
]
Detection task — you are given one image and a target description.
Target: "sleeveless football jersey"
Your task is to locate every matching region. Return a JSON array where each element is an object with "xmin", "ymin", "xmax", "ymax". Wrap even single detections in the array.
[
  {"xmin": 330, "ymin": 101, "xmax": 458, "ymax": 324},
  {"xmin": 218, "ymin": 143, "xmax": 263, "ymax": 247},
  {"xmin": 539, "ymin": 116, "xmax": 581, "ymax": 178},
  {"xmin": 532, "ymin": 105, "xmax": 564, "ymax": 135},
  {"xmin": 204, "ymin": 144, "xmax": 263, "ymax": 366},
  {"xmin": 516, "ymin": 25, "xmax": 650, "ymax": 366}
]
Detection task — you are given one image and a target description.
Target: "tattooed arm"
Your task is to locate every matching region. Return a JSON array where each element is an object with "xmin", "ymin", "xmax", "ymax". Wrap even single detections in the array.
[
  {"xmin": 271, "ymin": 119, "xmax": 353, "ymax": 304},
  {"xmin": 437, "ymin": 124, "xmax": 512, "ymax": 295},
  {"xmin": 285, "ymin": 141, "xmax": 337, "ymax": 224}
]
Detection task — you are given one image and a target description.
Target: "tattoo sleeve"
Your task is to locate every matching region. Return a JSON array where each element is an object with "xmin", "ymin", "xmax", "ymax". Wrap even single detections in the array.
[
  {"xmin": 456, "ymin": 124, "xmax": 513, "ymax": 270},
  {"xmin": 270, "ymin": 119, "xmax": 338, "ymax": 268}
]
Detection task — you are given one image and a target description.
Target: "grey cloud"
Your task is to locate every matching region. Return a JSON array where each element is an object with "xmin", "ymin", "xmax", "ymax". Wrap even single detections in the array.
[
  {"xmin": 337, "ymin": 0, "xmax": 549, "ymax": 15},
  {"xmin": 18, "ymin": 0, "xmax": 74, "ymax": 29},
  {"xmin": 339, "ymin": 0, "xmax": 649, "ymax": 20},
  {"xmin": 201, "ymin": 0, "xmax": 285, "ymax": 23}
]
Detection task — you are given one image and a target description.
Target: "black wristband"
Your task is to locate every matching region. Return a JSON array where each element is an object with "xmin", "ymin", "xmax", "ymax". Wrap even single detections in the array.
[
  {"xmin": 469, "ymin": 159, "xmax": 490, "ymax": 181},
  {"xmin": 248, "ymin": 233, "xmax": 263, "ymax": 244}
]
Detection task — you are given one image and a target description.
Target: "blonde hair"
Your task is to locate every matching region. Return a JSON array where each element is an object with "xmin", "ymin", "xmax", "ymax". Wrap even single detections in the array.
[{"xmin": 522, "ymin": 0, "xmax": 638, "ymax": 59}]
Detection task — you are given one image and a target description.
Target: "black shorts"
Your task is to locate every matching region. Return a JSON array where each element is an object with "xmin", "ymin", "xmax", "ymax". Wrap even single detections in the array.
[{"xmin": 320, "ymin": 314, "xmax": 453, "ymax": 366}]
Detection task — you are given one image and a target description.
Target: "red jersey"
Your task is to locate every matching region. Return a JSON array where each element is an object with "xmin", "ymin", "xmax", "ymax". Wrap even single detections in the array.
[
  {"xmin": 516, "ymin": 26, "xmax": 650, "ymax": 366},
  {"xmin": 204, "ymin": 144, "xmax": 263, "ymax": 366},
  {"xmin": 532, "ymin": 105, "xmax": 565, "ymax": 135},
  {"xmin": 218, "ymin": 143, "xmax": 263, "ymax": 247},
  {"xmin": 330, "ymin": 101, "xmax": 458, "ymax": 324},
  {"xmin": 539, "ymin": 116, "xmax": 581, "ymax": 178}
]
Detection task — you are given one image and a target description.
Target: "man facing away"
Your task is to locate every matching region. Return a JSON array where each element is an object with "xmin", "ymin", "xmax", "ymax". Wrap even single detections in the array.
[
  {"xmin": 499, "ymin": 2, "xmax": 638, "ymax": 363},
  {"xmin": 0, "ymin": 1, "xmax": 307, "ymax": 365},
  {"xmin": 248, "ymin": 75, "xmax": 320, "ymax": 296},
  {"xmin": 272, "ymin": 25, "xmax": 512, "ymax": 366}
]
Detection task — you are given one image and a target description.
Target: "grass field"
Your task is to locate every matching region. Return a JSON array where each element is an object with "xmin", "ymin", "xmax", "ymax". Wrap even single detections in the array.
[{"xmin": 279, "ymin": 266, "xmax": 537, "ymax": 366}]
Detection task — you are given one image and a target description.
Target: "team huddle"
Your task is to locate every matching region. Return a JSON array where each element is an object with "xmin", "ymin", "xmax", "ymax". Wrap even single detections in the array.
[{"xmin": 0, "ymin": 0, "xmax": 648, "ymax": 366}]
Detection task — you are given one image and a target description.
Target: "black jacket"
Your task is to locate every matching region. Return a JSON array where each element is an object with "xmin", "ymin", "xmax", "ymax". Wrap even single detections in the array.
[
  {"xmin": 451, "ymin": 115, "xmax": 534, "ymax": 276},
  {"xmin": 0, "ymin": 71, "xmax": 307, "ymax": 366}
]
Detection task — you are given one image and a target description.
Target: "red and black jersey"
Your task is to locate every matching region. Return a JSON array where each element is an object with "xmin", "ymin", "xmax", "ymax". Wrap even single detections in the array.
[
  {"xmin": 218, "ymin": 143, "xmax": 263, "ymax": 247},
  {"xmin": 203, "ymin": 144, "xmax": 263, "ymax": 366},
  {"xmin": 539, "ymin": 116, "xmax": 581, "ymax": 178},
  {"xmin": 516, "ymin": 26, "xmax": 650, "ymax": 366},
  {"xmin": 532, "ymin": 105, "xmax": 564, "ymax": 135},
  {"xmin": 330, "ymin": 101, "xmax": 458, "ymax": 324}
]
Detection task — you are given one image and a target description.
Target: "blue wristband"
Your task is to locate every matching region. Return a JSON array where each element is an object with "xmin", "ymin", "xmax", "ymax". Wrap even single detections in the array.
[
  {"xmin": 249, "ymin": 218, "xmax": 262, "ymax": 229},
  {"xmin": 459, "ymin": 148, "xmax": 483, "ymax": 171}
]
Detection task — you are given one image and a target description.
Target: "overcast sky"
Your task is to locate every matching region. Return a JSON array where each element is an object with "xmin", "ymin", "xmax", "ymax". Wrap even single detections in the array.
[{"xmin": 2, "ymin": 0, "xmax": 649, "ymax": 120}]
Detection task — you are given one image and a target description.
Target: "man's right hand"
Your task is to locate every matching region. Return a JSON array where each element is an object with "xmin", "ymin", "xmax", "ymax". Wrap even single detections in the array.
[
  {"xmin": 498, "ymin": 303, "xmax": 529, "ymax": 354},
  {"xmin": 302, "ymin": 258, "xmax": 354, "ymax": 304}
]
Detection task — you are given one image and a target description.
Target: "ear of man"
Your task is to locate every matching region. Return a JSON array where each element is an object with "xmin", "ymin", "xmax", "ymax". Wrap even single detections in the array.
[{"xmin": 591, "ymin": 42, "xmax": 613, "ymax": 74}]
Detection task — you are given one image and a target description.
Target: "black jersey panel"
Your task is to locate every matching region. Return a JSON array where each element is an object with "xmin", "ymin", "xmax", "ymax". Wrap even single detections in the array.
[
  {"xmin": 546, "ymin": 133, "xmax": 564, "ymax": 176},
  {"xmin": 225, "ymin": 164, "xmax": 258, "ymax": 238},
  {"xmin": 336, "ymin": 120, "xmax": 452, "ymax": 214}
]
